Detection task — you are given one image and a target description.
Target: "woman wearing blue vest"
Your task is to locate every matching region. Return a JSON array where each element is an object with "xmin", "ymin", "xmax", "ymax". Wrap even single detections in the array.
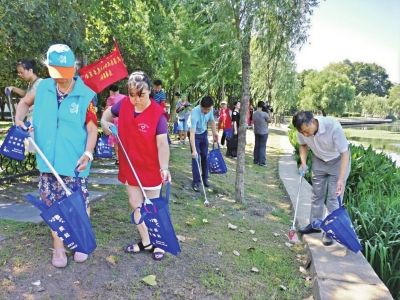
[{"xmin": 15, "ymin": 44, "xmax": 98, "ymax": 268}]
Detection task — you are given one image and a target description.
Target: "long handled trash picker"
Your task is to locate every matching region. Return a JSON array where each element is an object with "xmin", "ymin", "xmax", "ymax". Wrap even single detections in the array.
[
  {"xmin": 5, "ymin": 88, "xmax": 15, "ymax": 125},
  {"xmin": 288, "ymin": 175, "xmax": 303, "ymax": 243},
  {"xmin": 195, "ymin": 156, "xmax": 211, "ymax": 208}
]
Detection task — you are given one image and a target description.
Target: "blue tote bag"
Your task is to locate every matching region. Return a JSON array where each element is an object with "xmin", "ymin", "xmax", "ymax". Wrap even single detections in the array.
[
  {"xmin": 313, "ymin": 196, "xmax": 362, "ymax": 253},
  {"xmin": 131, "ymin": 182, "xmax": 181, "ymax": 256},
  {"xmin": 0, "ymin": 125, "xmax": 29, "ymax": 161},
  {"xmin": 25, "ymin": 168, "xmax": 97, "ymax": 254},
  {"xmin": 95, "ymin": 134, "xmax": 113, "ymax": 158},
  {"xmin": 208, "ymin": 142, "xmax": 228, "ymax": 174}
]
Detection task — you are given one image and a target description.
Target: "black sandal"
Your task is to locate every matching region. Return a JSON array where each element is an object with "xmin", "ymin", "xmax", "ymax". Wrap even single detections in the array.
[{"xmin": 124, "ymin": 241, "xmax": 154, "ymax": 254}]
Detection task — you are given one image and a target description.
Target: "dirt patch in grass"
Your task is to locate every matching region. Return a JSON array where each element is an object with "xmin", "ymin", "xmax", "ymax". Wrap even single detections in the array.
[{"xmin": 0, "ymin": 130, "xmax": 312, "ymax": 299}]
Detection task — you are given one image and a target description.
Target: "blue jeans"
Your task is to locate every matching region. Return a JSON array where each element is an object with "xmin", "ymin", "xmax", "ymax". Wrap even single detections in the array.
[
  {"xmin": 253, "ymin": 133, "xmax": 268, "ymax": 164},
  {"xmin": 190, "ymin": 131, "xmax": 209, "ymax": 185}
]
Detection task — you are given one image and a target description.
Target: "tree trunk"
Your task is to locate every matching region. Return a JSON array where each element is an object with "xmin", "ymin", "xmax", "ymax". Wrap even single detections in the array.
[
  {"xmin": 321, "ymin": 109, "xmax": 327, "ymax": 117},
  {"xmin": 235, "ymin": 17, "xmax": 253, "ymax": 203},
  {"xmin": 221, "ymin": 78, "xmax": 225, "ymax": 103},
  {"xmin": 169, "ymin": 57, "xmax": 179, "ymax": 121}
]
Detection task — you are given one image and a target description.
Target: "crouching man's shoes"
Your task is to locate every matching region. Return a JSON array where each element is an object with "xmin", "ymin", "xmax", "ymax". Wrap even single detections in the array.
[
  {"xmin": 322, "ymin": 232, "xmax": 333, "ymax": 246},
  {"xmin": 298, "ymin": 223, "xmax": 322, "ymax": 234}
]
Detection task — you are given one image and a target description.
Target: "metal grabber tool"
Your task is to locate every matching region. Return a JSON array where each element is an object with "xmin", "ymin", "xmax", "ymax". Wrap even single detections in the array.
[{"xmin": 195, "ymin": 155, "xmax": 211, "ymax": 208}]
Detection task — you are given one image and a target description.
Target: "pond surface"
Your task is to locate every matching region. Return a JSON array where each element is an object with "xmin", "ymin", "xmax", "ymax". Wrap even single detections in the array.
[{"xmin": 343, "ymin": 122, "xmax": 400, "ymax": 165}]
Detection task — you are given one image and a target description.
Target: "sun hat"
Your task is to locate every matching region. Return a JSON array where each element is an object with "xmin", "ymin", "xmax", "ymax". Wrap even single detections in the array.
[
  {"xmin": 221, "ymin": 100, "xmax": 227, "ymax": 104},
  {"xmin": 46, "ymin": 44, "xmax": 75, "ymax": 79}
]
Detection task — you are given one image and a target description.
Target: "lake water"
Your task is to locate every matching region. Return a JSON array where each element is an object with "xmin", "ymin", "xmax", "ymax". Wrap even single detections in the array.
[{"xmin": 343, "ymin": 122, "xmax": 400, "ymax": 166}]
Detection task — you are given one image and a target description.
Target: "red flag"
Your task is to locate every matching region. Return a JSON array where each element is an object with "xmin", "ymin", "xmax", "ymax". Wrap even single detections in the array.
[{"xmin": 79, "ymin": 40, "xmax": 129, "ymax": 93}]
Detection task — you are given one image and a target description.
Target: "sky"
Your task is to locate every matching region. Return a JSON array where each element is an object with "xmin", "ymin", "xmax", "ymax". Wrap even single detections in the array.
[{"xmin": 295, "ymin": 0, "xmax": 400, "ymax": 84}]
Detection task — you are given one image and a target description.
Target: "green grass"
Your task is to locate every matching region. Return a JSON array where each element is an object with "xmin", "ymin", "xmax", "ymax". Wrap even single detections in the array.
[
  {"xmin": 0, "ymin": 132, "xmax": 312, "ymax": 299},
  {"xmin": 0, "ymin": 121, "xmax": 12, "ymax": 131},
  {"xmin": 344, "ymin": 128, "xmax": 400, "ymax": 140}
]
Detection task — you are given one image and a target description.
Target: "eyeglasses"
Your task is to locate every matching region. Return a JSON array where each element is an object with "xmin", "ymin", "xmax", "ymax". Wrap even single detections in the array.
[{"xmin": 17, "ymin": 70, "xmax": 26, "ymax": 76}]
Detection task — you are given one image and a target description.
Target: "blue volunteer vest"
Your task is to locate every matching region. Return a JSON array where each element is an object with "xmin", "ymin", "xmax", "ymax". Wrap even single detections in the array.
[{"xmin": 33, "ymin": 77, "xmax": 95, "ymax": 177}]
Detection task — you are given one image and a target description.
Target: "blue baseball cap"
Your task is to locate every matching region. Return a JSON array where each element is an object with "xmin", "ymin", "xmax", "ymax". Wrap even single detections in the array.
[{"xmin": 46, "ymin": 44, "xmax": 75, "ymax": 79}]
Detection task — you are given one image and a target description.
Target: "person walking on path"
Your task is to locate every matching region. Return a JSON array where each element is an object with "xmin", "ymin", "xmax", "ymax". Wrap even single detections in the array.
[
  {"xmin": 226, "ymin": 101, "xmax": 240, "ymax": 159},
  {"xmin": 15, "ymin": 44, "xmax": 98, "ymax": 267},
  {"xmin": 252, "ymin": 101, "xmax": 271, "ymax": 166},
  {"xmin": 189, "ymin": 96, "xmax": 218, "ymax": 192},
  {"xmin": 217, "ymin": 100, "xmax": 232, "ymax": 149},
  {"xmin": 175, "ymin": 92, "xmax": 191, "ymax": 144},
  {"xmin": 104, "ymin": 84, "xmax": 125, "ymax": 165},
  {"xmin": 101, "ymin": 71, "xmax": 170, "ymax": 261},
  {"xmin": 292, "ymin": 111, "xmax": 351, "ymax": 246}
]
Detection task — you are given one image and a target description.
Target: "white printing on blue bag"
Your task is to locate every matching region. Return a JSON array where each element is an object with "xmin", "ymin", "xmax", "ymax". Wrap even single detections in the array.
[
  {"xmin": 48, "ymin": 215, "xmax": 78, "ymax": 250},
  {"xmin": 7, "ymin": 135, "xmax": 24, "ymax": 154}
]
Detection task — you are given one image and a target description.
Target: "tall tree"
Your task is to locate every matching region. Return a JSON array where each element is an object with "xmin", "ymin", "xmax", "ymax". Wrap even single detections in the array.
[
  {"xmin": 387, "ymin": 84, "xmax": 400, "ymax": 116},
  {"xmin": 299, "ymin": 70, "xmax": 355, "ymax": 116},
  {"xmin": 0, "ymin": 0, "xmax": 85, "ymax": 117},
  {"xmin": 190, "ymin": 0, "xmax": 317, "ymax": 202},
  {"xmin": 325, "ymin": 60, "xmax": 393, "ymax": 97},
  {"xmin": 252, "ymin": 0, "xmax": 318, "ymax": 106},
  {"xmin": 251, "ymin": 49, "xmax": 300, "ymax": 115}
]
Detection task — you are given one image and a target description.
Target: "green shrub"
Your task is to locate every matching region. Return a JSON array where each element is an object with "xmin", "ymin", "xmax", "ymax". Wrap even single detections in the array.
[{"xmin": 385, "ymin": 114, "xmax": 397, "ymax": 121}]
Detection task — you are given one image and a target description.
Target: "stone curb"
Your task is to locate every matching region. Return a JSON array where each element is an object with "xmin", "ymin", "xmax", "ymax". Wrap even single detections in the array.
[{"xmin": 278, "ymin": 135, "xmax": 393, "ymax": 300}]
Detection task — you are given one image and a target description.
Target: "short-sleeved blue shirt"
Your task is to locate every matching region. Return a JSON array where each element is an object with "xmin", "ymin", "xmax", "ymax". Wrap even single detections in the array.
[
  {"xmin": 152, "ymin": 89, "xmax": 166, "ymax": 105},
  {"xmin": 189, "ymin": 105, "xmax": 214, "ymax": 134}
]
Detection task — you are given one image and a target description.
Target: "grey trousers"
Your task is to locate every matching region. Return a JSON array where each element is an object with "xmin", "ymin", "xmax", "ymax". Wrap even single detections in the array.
[{"xmin": 310, "ymin": 150, "xmax": 351, "ymax": 226}]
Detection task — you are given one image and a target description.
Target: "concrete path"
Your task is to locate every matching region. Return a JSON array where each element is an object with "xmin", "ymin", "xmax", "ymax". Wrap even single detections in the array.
[
  {"xmin": 90, "ymin": 168, "xmax": 119, "ymax": 175},
  {"xmin": 276, "ymin": 127, "xmax": 393, "ymax": 300},
  {"xmin": 89, "ymin": 177, "xmax": 122, "ymax": 185}
]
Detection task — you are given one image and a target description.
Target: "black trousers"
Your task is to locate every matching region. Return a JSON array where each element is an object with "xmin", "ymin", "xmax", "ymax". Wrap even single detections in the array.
[{"xmin": 221, "ymin": 131, "xmax": 226, "ymax": 146}]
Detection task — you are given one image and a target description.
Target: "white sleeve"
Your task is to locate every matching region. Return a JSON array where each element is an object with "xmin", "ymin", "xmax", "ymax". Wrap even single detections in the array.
[{"xmin": 297, "ymin": 132, "xmax": 306, "ymax": 145}]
